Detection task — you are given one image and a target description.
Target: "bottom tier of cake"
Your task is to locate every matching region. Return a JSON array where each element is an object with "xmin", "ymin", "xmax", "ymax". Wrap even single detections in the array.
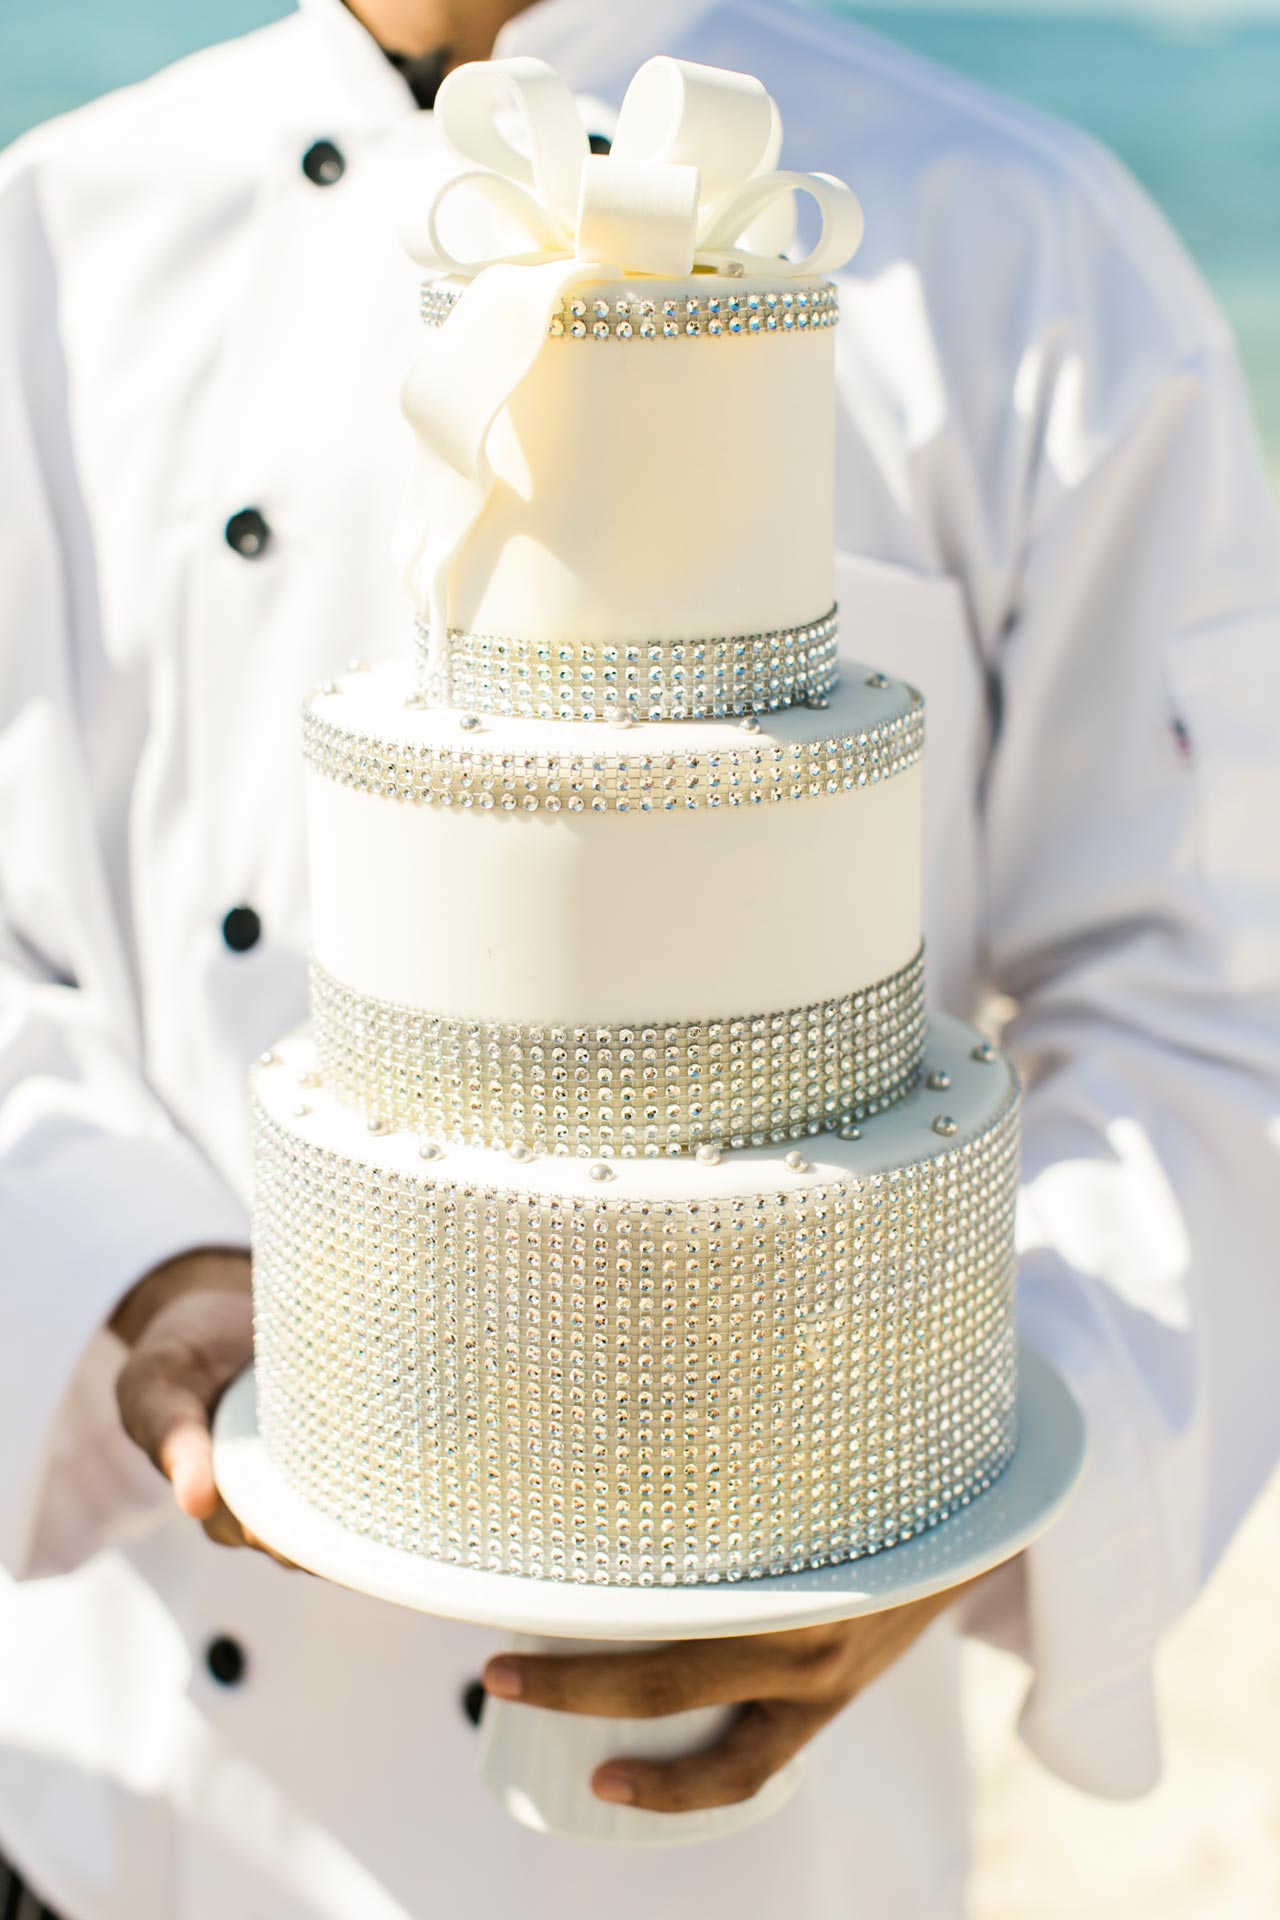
[{"xmin": 249, "ymin": 1015, "xmax": 1020, "ymax": 1586}]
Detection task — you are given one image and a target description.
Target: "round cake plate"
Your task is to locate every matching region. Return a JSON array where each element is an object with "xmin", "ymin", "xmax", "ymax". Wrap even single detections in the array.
[{"xmin": 213, "ymin": 1342, "xmax": 1084, "ymax": 1848}]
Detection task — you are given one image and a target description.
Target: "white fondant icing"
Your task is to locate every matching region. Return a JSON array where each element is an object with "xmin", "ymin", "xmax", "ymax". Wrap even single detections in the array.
[
  {"xmin": 447, "ymin": 304, "xmax": 835, "ymax": 644},
  {"xmin": 305, "ymin": 662, "xmax": 923, "ymax": 1026},
  {"xmin": 398, "ymin": 53, "xmax": 863, "ymax": 662}
]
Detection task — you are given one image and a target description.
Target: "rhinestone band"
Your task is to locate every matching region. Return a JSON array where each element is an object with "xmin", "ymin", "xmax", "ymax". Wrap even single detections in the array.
[
  {"xmin": 413, "ymin": 608, "xmax": 839, "ymax": 723},
  {"xmin": 420, "ymin": 280, "xmax": 840, "ymax": 341},
  {"xmin": 251, "ymin": 1082, "xmax": 1020, "ymax": 1584},
  {"xmin": 302, "ymin": 692, "xmax": 924, "ymax": 814},
  {"xmin": 310, "ymin": 947, "xmax": 927, "ymax": 1157}
]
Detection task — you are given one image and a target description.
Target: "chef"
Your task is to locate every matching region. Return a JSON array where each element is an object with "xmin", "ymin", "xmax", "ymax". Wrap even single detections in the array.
[{"xmin": 2, "ymin": 0, "xmax": 1278, "ymax": 1915}]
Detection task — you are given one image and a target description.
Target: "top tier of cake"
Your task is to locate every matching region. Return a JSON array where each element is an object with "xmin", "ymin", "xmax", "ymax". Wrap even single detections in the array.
[
  {"xmin": 405, "ymin": 273, "xmax": 839, "ymax": 681},
  {"xmin": 396, "ymin": 54, "xmax": 864, "ymax": 716}
]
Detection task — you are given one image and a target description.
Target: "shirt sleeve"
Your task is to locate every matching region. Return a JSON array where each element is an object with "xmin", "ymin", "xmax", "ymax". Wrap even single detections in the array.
[
  {"xmin": 0, "ymin": 150, "xmax": 249, "ymax": 1580},
  {"xmin": 970, "ymin": 218, "xmax": 1280, "ymax": 1794}
]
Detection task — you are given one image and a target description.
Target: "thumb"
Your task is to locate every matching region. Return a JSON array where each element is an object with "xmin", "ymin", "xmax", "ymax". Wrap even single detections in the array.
[
  {"xmin": 157, "ymin": 1394, "xmax": 220, "ymax": 1520},
  {"xmin": 117, "ymin": 1352, "xmax": 222, "ymax": 1518},
  {"xmin": 116, "ymin": 1320, "xmax": 248, "ymax": 1521}
]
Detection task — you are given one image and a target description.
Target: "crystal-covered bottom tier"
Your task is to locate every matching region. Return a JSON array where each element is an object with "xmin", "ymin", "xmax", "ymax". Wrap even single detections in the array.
[{"xmin": 250, "ymin": 1015, "xmax": 1020, "ymax": 1586}]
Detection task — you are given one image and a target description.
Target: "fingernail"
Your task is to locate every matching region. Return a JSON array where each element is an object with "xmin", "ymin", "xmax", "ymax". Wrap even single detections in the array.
[
  {"xmin": 172, "ymin": 1468, "xmax": 215, "ymax": 1523},
  {"xmin": 484, "ymin": 1658, "xmax": 524, "ymax": 1700},
  {"xmin": 593, "ymin": 1768, "xmax": 636, "ymax": 1805}
]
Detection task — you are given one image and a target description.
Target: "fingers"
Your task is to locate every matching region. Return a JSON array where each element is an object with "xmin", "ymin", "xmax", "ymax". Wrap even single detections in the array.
[
  {"xmin": 114, "ymin": 1290, "xmax": 288, "ymax": 1563},
  {"xmin": 201, "ymin": 1495, "xmax": 256, "ymax": 1549},
  {"xmin": 200, "ymin": 1498, "xmax": 302, "ymax": 1571},
  {"xmin": 117, "ymin": 1350, "xmax": 222, "ymax": 1519},
  {"xmin": 115, "ymin": 1290, "xmax": 250, "ymax": 1486},
  {"xmin": 483, "ymin": 1626, "xmax": 845, "ymax": 1719},
  {"xmin": 593, "ymin": 1698, "xmax": 837, "ymax": 1812},
  {"xmin": 484, "ymin": 1596, "xmax": 985, "ymax": 1816}
]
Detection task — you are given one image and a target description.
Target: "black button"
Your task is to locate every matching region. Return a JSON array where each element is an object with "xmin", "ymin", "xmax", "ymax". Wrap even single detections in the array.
[
  {"xmin": 221, "ymin": 905, "xmax": 262, "ymax": 953},
  {"xmin": 461, "ymin": 1678, "xmax": 486, "ymax": 1728},
  {"xmin": 587, "ymin": 132, "xmax": 612, "ymax": 156},
  {"xmin": 206, "ymin": 1636, "xmax": 246, "ymax": 1686},
  {"xmin": 302, "ymin": 139, "xmax": 346, "ymax": 187},
  {"xmin": 224, "ymin": 507, "xmax": 270, "ymax": 559}
]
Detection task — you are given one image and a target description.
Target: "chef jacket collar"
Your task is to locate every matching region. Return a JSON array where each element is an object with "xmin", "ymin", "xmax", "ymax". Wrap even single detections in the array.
[
  {"xmin": 298, "ymin": 0, "xmax": 727, "ymax": 118},
  {"xmin": 493, "ymin": 0, "xmax": 725, "ymax": 91}
]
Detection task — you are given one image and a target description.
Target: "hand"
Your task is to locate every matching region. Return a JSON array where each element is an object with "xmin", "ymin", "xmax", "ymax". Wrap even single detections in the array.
[
  {"xmin": 483, "ymin": 1582, "xmax": 979, "ymax": 1814},
  {"xmin": 112, "ymin": 1247, "xmax": 288, "ymax": 1562}
]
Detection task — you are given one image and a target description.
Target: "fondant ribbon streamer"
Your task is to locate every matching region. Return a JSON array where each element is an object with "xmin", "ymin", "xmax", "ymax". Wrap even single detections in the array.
[{"xmin": 395, "ymin": 55, "xmax": 865, "ymax": 673}]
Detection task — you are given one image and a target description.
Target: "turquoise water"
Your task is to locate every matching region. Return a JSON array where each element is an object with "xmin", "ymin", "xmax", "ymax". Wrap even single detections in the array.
[{"xmin": 2, "ymin": 2, "xmax": 1277, "ymax": 462}]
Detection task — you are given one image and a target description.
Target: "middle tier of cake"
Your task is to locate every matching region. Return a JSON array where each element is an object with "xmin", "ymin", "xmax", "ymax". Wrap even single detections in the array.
[{"xmin": 302, "ymin": 659, "xmax": 926, "ymax": 1158}]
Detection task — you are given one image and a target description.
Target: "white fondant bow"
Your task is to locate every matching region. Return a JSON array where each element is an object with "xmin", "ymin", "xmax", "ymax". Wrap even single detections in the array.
[
  {"xmin": 397, "ymin": 57, "xmax": 864, "ymax": 677},
  {"xmin": 406, "ymin": 54, "xmax": 864, "ymax": 283}
]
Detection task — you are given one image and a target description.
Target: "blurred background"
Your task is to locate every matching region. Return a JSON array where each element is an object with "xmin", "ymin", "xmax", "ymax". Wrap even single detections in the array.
[{"xmin": 3, "ymin": 3, "xmax": 1278, "ymax": 1915}]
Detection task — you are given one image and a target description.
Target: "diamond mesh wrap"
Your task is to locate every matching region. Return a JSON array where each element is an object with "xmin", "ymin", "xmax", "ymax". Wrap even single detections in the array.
[
  {"xmin": 309, "ymin": 947, "xmax": 927, "ymax": 1157},
  {"xmin": 251, "ymin": 1080, "xmax": 1019, "ymax": 1585},
  {"xmin": 414, "ymin": 608, "xmax": 841, "ymax": 723}
]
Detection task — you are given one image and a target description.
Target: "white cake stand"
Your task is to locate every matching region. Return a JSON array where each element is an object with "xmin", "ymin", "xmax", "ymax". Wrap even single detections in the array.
[{"xmin": 213, "ymin": 1340, "xmax": 1083, "ymax": 1845}]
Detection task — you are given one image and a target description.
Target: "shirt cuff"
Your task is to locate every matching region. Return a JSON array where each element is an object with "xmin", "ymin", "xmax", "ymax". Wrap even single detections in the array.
[
  {"xmin": 959, "ymin": 1248, "xmax": 1171, "ymax": 1798},
  {"xmin": 1, "ymin": 1128, "xmax": 249, "ymax": 1576}
]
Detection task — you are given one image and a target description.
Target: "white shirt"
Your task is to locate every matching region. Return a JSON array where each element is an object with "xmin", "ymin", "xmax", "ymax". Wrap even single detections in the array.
[{"xmin": 2, "ymin": 2, "xmax": 1278, "ymax": 1916}]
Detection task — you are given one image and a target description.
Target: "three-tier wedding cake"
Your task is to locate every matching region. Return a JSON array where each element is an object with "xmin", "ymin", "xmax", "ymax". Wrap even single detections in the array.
[{"xmin": 248, "ymin": 54, "xmax": 1021, "ymax": 1589}]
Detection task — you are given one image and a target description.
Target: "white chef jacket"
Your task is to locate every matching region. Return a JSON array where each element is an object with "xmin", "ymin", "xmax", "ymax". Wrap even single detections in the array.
[{"xmin": 2, "ymin": 1, "xmax": 1278, "ymax": 1916}]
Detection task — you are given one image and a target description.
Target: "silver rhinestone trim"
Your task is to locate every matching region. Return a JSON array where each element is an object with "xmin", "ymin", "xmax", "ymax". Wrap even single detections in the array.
[
  {"xmin": 302, "ymin": 694, "xmax": 924, "ymax": 814},
  {"xmin": 309, "ymin": 947, "xmax": 927, "ymax": 1156},
  {"xmin": 251, "ymin": 1081, "xmax": 1020, "ymax": 1584},
  {"xmin": 413, "ymin": 608, "xmax": 839, "ymax": 723},
  {"xmin": 420, "ymin": 280, "xmax": 840, "ymax": 340}
]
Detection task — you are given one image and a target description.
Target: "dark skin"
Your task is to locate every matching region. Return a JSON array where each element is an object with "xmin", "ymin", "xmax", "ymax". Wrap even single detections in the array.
[
  {"xmin": 342, "ymin": 0, "xmax": 531, "ymax": 67},
  {"xmin": 114, "ymin": 1251, "xmax": 983, "ymax": 1810},
  {"xmin": 116, "ymin": 0, "xmax": 985, "ymax": 1816}
]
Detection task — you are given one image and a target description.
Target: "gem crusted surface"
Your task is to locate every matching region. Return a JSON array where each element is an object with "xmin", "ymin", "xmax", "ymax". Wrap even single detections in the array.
[
  {"xmin": 412, "ymin": 608, "xmax": 840, "ymax": 723},
  {"xmin": 250, "ymin": 1072, "xmax": 1020, "ymax": 1584},
  {"xmin": 310, "ymin": 948, "xmax": 927, "ymax": 1156},
  {"xmin": 302, "ymin": 684, "xmax": 924, "ymax": 814},
  {"xmin": 420, "ymin": 280, "xmax": 840, "ymax": 340}
]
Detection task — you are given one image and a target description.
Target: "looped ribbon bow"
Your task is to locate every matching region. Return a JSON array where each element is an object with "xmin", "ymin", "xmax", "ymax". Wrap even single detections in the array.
[
  {"xmin": 397, "ymin": 55, "xmax": 865, "ymax": 673},
  {"xmin": 407, "ymin": 53, "xmax": 864, "ymax": 282}
]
